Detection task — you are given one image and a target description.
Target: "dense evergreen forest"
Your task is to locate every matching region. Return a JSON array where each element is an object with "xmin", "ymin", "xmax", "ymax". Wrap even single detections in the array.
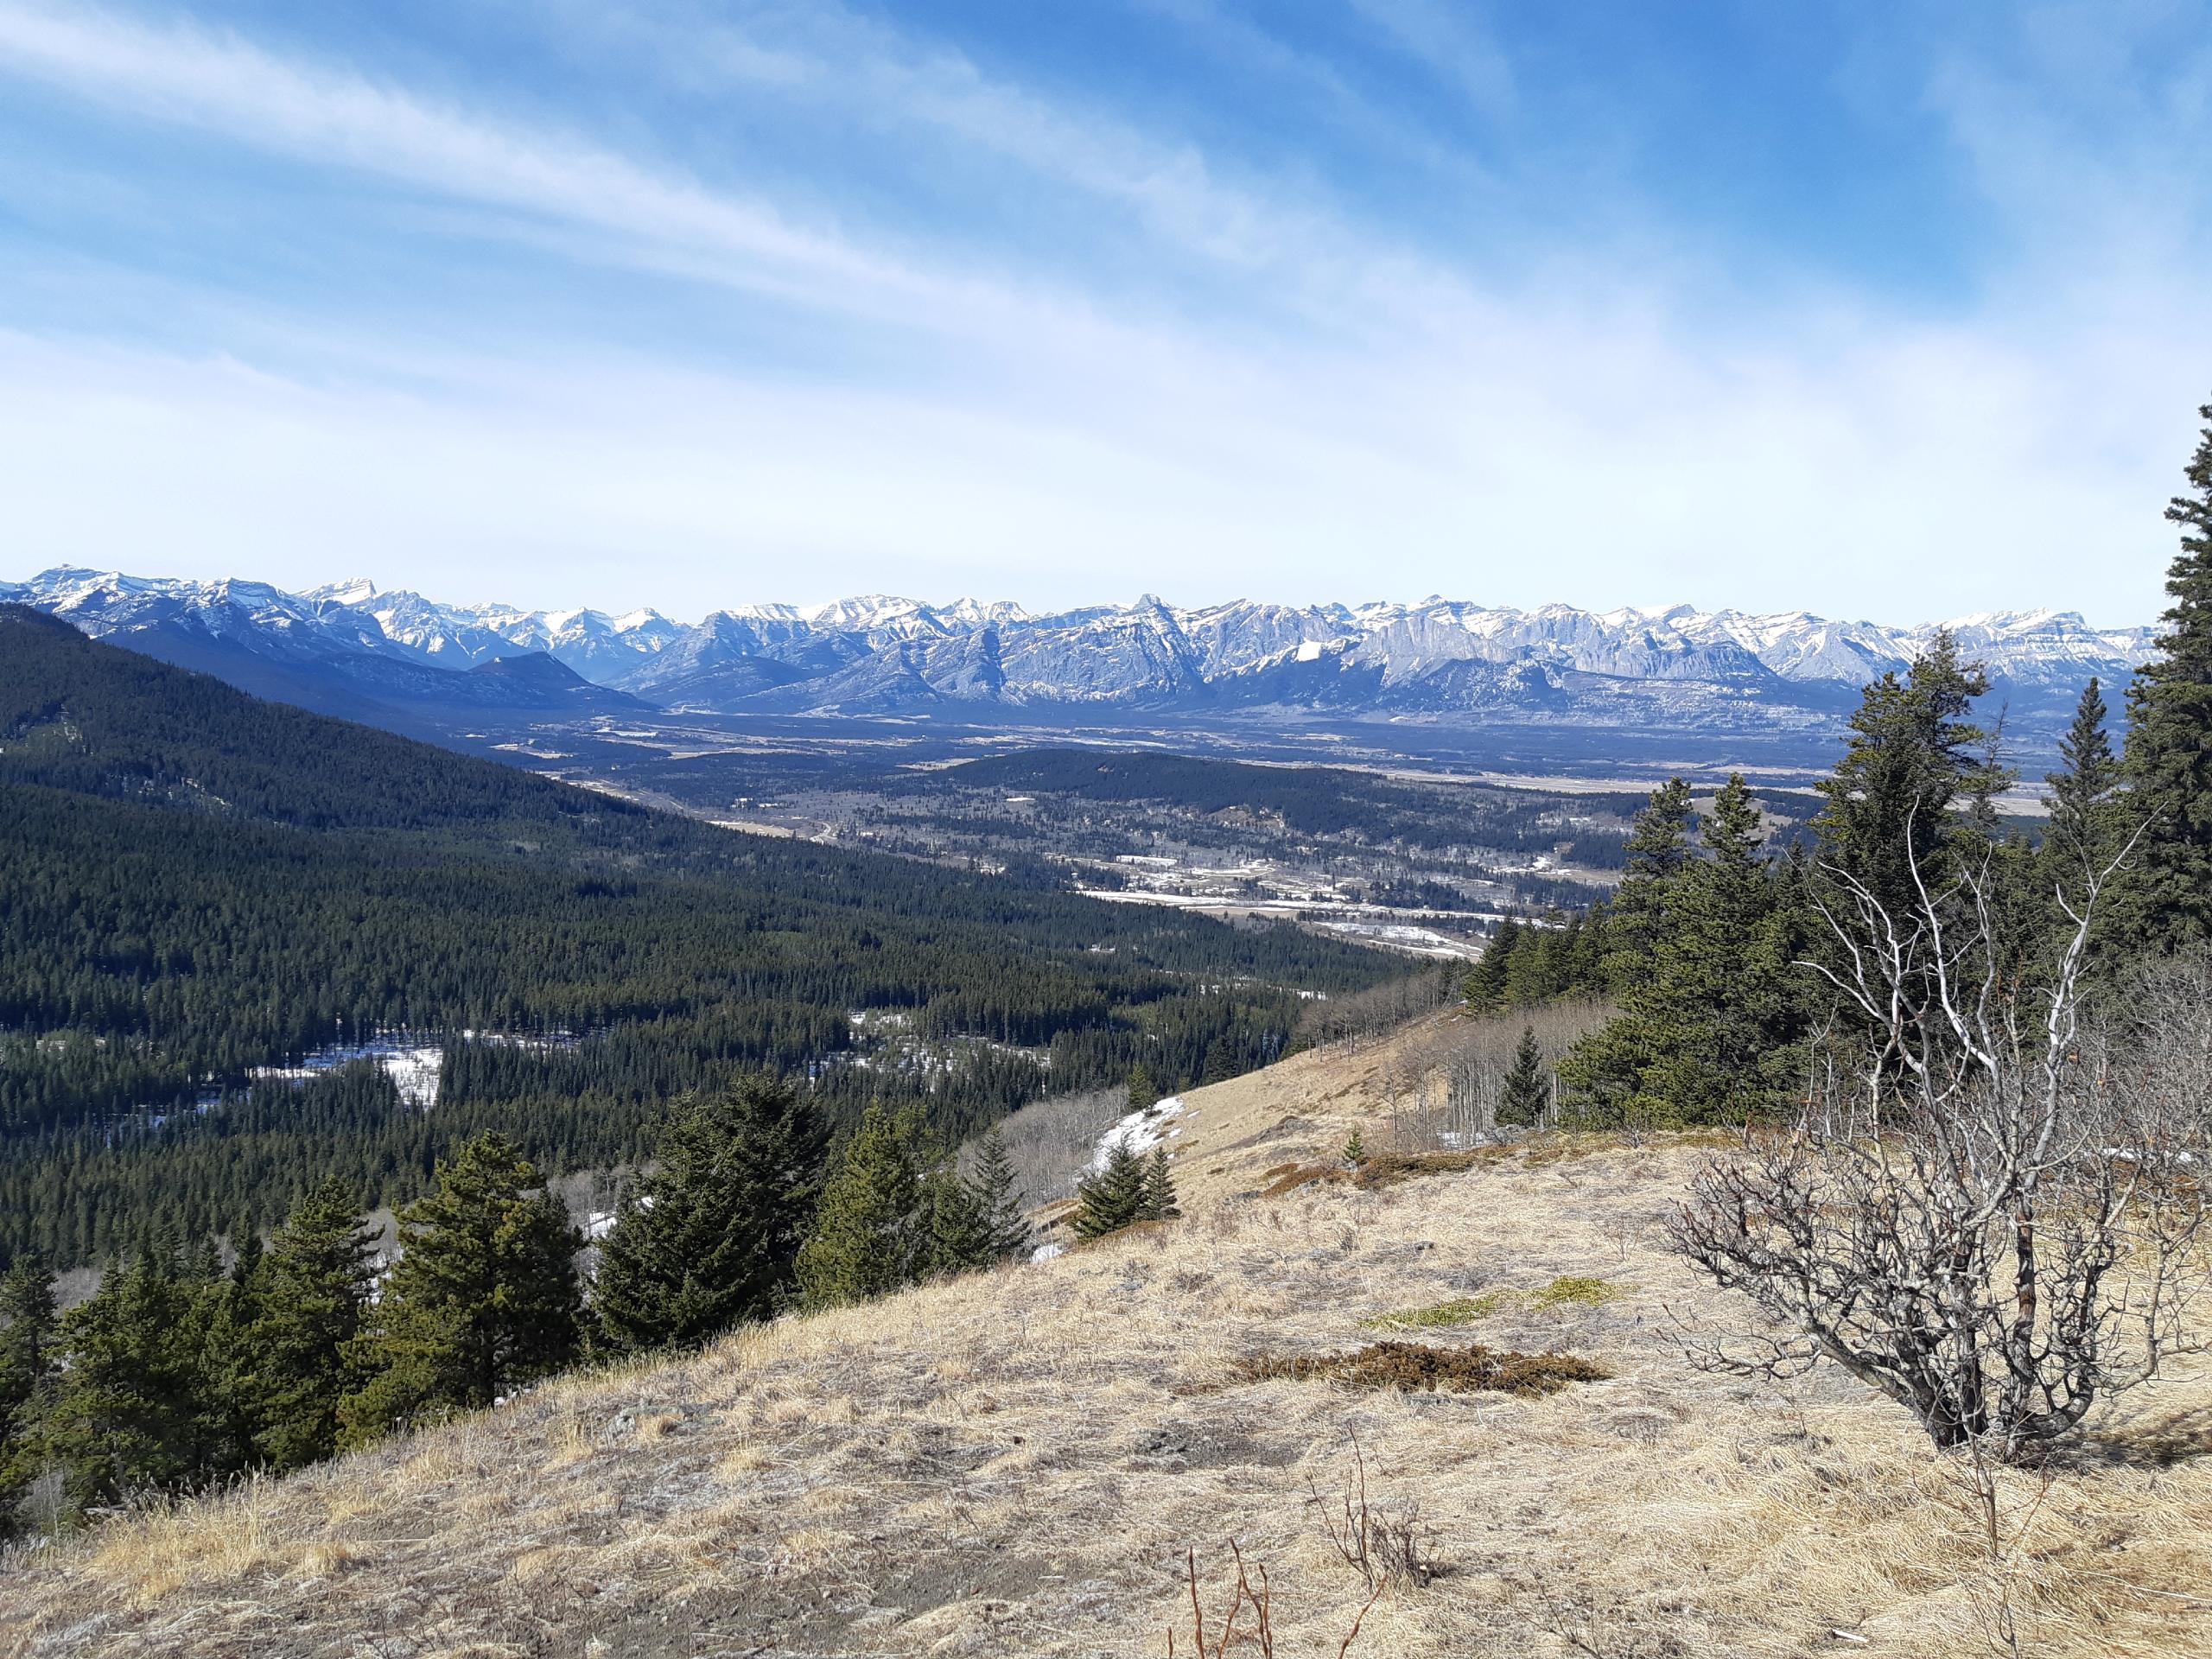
[{"xmin": 0, "ymin": 608, "xmax": 1399, "ymax": 1263}]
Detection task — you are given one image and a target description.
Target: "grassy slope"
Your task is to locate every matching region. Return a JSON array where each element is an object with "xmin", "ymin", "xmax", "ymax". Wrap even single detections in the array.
[{"xmin": 5, "ymin": 1014, "xmax": 2210, "ymax": 1658}]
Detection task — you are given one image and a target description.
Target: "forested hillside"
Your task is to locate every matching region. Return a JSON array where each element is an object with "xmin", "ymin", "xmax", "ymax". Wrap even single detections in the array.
[{"xmin": 0, "ymin": 608, "xmax": 1397, "ymax": 1263}]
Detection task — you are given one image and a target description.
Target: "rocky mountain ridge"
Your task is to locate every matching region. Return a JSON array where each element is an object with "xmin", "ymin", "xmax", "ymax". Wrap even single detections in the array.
[{"xmin": 3, "ymin": 566, "xmax": 2157, "ymax": 742}]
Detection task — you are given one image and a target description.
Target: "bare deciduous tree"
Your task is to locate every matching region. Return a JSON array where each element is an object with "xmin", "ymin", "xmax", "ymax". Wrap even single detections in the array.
[{"xmin": 1671, "ymin": 823, "xmax": 2206, "ymax": 1460}]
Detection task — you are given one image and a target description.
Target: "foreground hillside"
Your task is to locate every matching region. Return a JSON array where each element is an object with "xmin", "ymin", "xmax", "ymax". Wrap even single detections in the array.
[{"xmin": 6, "ymin": 1016, "xmax": 2210, "ymax": 1657}]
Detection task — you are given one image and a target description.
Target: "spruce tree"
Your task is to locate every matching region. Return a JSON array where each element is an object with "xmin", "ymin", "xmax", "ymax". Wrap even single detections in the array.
[
  {"xmin": 1497, "ymin": 1027, "xmax": 1548, "ymax": 1128},
  {"xmin": 967, "ymin": 1128, "xmax": 1032, "ymax": 1263},
  {"xmin": 1127, "ymin": 1064, "xmax": 1161, "ymax": 1111},
  {"xmin": 592, "ymin": 1072, "xmax": 828, "ymax": 1356},
  {"xmin": 1645, "ymin": 776, "xmax": 1805, "ymax": 1120},
  {"xmin": 2122, "ymin": 400, "xmax": 2212, "ymax": 950},
  {"xmin": 1603, "ymin": 779, "xmax": 1696, "ymax": 986},
  {"xmin": 1562, "ymin": 776, "xmax": 1806, "ymax": 1125},
  {"xmin": 1072, "ymin": 1141, "xmax": 1149, "ymax": 1239},
  {"xmin": 2045, "ymin": 677, "xmax": 2121, "ymax": 872},
  {"xmin": 185, "ymin": 1234, "xmax": 264, "ymax": 1482},
  {"xmin": 1139, "ymin": 1147, "xmax": 1179, "ymax": 1222},
  {"xmin": 41, "ymin": 1247, "xmax": 216, "ymax": 1514},
  {"xmin": 338, "ymin": 1134, "xmax": 580, "ymax": 1447},
  {"xmin": 795, "ymin": 1105, "xmax": 925, "ymax": 1308},
  {"xmin": 0, "ymin": 1254, "xmax": 58, "ymax": 1536},
  {"xmin": 923, "ymin": 1163, "xmax": 991, "ymax": 1276},
  {"xmin": 1814, "ymin": 632, "xmax": 2009, "ymax": 919},
  {"xmin": 1201, "ymin": 1039, "xmax": 1238, "ymax": 1085},
  {"xmin": 1463, "ymin": 918, "xmax": 1522, "ymax": 1012},
  {"xmin": 1203, "ymin": 1039, "xmax": 1238, "ymax": 1092},
  {"xmin": 245, "ymin": 1179, "xmax": 378, "ymax": 1471},
  {"xmin": 1559, "ymin": 779, "xmax": 1696, "ymax": 1116}
]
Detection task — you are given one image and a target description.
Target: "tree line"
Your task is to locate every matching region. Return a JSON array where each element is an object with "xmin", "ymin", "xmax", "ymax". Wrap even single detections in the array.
[
  {"xmin": 0, "ymin": 1071, "xmax": 1036, "ymax": 1537},
  {"xmin": 1472, "ymin": 399, "xmax": 2212, "ymax": 1129}
]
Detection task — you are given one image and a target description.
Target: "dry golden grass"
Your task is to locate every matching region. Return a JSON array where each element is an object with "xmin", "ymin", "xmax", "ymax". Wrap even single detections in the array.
[{"xmin": 4, "ymin": 1012, "xmax": 2211, "ymax": 1656}]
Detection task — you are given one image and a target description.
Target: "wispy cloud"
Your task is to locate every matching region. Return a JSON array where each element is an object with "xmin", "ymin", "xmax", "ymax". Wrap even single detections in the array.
[
  {"xmin": 0, "ymin": 1, "xmax": 975, "ymax": 321},
  {"xmin": 1342, "ymin": 0, "xmax": 1516, "ymax": 119},
  {"xmin": 0, "ymin": 0, "xmax": 2205, "ymax": 623}
]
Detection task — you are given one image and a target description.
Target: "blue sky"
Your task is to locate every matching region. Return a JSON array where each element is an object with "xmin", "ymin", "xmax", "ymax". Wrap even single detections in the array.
[{"xmin": 1, "ymin": 1, "xmax": 2208, "ymax": 623}]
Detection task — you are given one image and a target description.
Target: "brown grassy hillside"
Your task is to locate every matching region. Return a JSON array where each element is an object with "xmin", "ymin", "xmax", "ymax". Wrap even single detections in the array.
[{"xmin": 5, "ymin": 1014, "xmax": 2210, "ymax": 1657}]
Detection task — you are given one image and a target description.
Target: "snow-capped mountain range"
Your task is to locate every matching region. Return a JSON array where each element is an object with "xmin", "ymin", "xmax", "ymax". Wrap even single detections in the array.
[{"xmin": 1, "ymin": 566, "xmax": 2158, "ymax": 746}]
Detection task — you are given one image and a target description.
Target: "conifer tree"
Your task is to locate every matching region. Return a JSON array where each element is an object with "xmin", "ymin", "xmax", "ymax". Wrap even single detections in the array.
[
  {"xmin": 0, "ymin": 1254, "xmax": 58, "ymax": 1536},
  {"xmin": 185, "ymin": 1233, "xmax": 265, "ymax": 1481},
  {"xmin": 1072, "ymin": 1141, "xmax": 1149, "ymax": 1239},
  {"xmin": 2122, "ymin": 400, "xmax": 2212, "ymax": 950},
  {"xmin": 41, "ymin": 1247, "xmax": 215, "ymax": 1514},
  {"xmin": 1647, "ymin": 776, "xmax": 1806, "ymax": 1119},
  {"xmin": 1139, "ymin": 1147, "xmax": 1179, "ymax": 1222},
  {"xmin": 1562, "ymin": 776, "xmax": 1806, "ymax": 1125},
  {"xmin": 795, "ymin": 1105, "xmax": 925, "ymax": 1308},
  {"xmin": 1497, "ymin": 1027, "xmax": 1549, "ymax": 1128},
  {"xmin": 338, "ymin": 1134, "xmax": 580, "ymax": 1448},
  {"xmin": 967, "ymin": 1128, "xmax": 1032, "ymax": 1263},
  {"xmin": 1604, "ymin": 779, "xmax": 1696, "ymax": 985},
  {"xmin": 245, "ymin": 1179, "xmax": 378, "ymax": 1471},
  {"xmin": 1814, "ymin": 632, "xmax": 2009, "ymax": 920},
  {"xmin": 2045, "ymin": 677, "xmax": 2122, "ymax": 872},
  {"xmin": 923, "ymin": 1162, "xmax": 991, "ymax": 1276},
  {"xmin": 1201, "ymin": 1039, "xmax": 1238, "ymax": 1085},
  {"xmin": 592, "ymin": 1072, "xmax": 828, "ymax": 1355},
  {"xmin": 1463, "ymin": 918, "xmax": 1522, "ymax": 1012},
  {"xmin": 1127, "ymin": 1063, "xmax": 1161, "ymax": 1111}
]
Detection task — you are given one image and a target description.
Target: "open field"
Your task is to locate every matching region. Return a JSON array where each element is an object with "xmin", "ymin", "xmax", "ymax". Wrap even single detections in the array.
[{"xmin": 6, "ymin": 1014, "xmax": 2209, "ymax": 1658}]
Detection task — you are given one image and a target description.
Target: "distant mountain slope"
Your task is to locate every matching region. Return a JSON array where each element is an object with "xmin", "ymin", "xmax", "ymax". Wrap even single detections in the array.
[
  {"xmin": 0, "ymin": 609, "xmax": 1397, "ymax": 1263},
  {"xmin": 4, "ymin": 567, "xmax": 2156, "ymax": 747},
  {"xmin": 3, "ymin": 569, "xmax": 658, "ymax": 726}
]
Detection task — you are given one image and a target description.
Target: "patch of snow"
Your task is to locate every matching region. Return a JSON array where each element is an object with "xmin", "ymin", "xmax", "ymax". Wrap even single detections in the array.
[
  {"xmin": 582, "ymin": 1192, "xmax": 652, "ymax": 1243},
  {"xmin": 253, "ymin": 1039, "xmax": 447, "ymax": 1106},
  {"xmin": 1084, "ymin": 1096, "xmax": 1185, "ymax": 1177},
  {"xmin": 250, "ymin": 1030, "xmax": 570, "ymax": 1108}
]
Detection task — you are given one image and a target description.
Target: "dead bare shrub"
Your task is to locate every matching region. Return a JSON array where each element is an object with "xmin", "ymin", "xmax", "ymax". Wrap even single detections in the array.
[
  {"xmin": 1672, "ymin": 829, "xmax": 2209, "ymax": 1461},
  {"xmin": 1308, "ymin": 1433, "xmax": 1438, "ymax": 1592},
  {"xmin": 1234, "ymin": 1340, "xmax": 1610, "ymax": 1395},
  {"xmin": 1168, "ymin": 1543, "xmax": 1382, "ymax": 1659}
]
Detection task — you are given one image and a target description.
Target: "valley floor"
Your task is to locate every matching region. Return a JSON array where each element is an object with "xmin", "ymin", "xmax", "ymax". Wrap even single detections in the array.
[{"xmin": 6, "ymin": 1017, "xmax": 2211, "ymax": 1657}]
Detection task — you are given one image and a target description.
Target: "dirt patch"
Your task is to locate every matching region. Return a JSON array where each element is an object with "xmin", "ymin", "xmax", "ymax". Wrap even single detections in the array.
[
  {"xmin": 1224, "ymin": 1114, "xmax": 1318, "ymax": 1150},
  {"xmin": 1231, "ymin": 1340, "xmax": 1612, "ymax": 1396}
]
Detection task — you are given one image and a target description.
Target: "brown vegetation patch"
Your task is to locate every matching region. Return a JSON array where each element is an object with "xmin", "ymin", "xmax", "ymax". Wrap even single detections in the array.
[
  {"xmin": 1231, "ymin": 1340, "xmax": 1611, "ymax": 1396},
  {"xmin": 1257, "ymin": 1146, "xmax": 1506, "ymax": 1197}
]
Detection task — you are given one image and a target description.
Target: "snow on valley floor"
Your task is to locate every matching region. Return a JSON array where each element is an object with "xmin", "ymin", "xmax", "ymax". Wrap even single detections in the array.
[{"xmin": 251, "ymin": 1031, "xmax": 573, "ymax": 1108}]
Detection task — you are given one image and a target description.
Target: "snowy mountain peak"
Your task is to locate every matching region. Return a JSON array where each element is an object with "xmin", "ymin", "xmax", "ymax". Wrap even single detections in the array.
[
  {"xmin": 4, "ymin": 565, "xmax": 2159, "ymax": 748},
  {"xmin": 305, "ymin": 577, "xmax": 378, "ymax": 606}
]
